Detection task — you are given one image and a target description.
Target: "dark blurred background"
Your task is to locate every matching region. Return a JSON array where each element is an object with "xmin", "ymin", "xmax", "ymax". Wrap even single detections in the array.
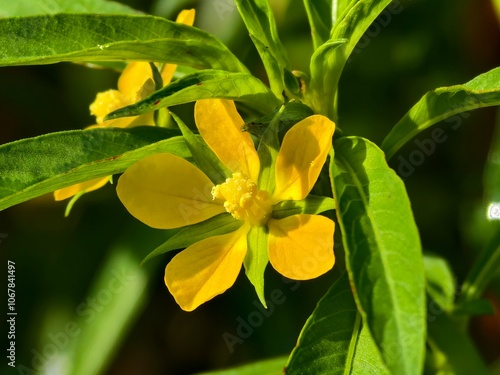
[{"xmin": 1, "ymin": 0, "xmax": 500, "ymax": 374}]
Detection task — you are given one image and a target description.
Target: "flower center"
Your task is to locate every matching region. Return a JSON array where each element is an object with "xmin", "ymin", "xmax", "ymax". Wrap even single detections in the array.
[{"xmin": 212, "ymin": 173, "xmax": 271, "ymax": 226}]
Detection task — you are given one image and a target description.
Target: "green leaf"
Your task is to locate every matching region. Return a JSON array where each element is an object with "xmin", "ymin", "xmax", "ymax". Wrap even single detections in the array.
[
  {"xmin": 0, "ymin": 127, "xmax": 189, "ymax": 211},
  {"xmin": 256, "ymin": 105, "xmax": 284, "ymax": 192},
  {"xmin": 381, "ymin": 67, "xmax": 500, "ymax": 159},
  {"xmin": 170, "ymin": 112, "xmax": 230, "ymax": 184},
  {"xmin": 424, "ymin": 253, "xmax": 456, "ymax": 312},
  {"xmin": 308, "ymin": 38, "xmax": 347, "ymax": 118},
  {"xmin": 195, "ymin": 356, "xmax": 287, "ymax": 375},
  {"xmin": 427, "ymin": 309, "xmax": 490, "ymax": 375},
  {"xmin": 460, "ymin": 229, "xmax": 500, "ymax": 303},
  {"xmin": 243, "ymin": 100, "xmax": 314, "ymax": 139},
  {"xmin": 453, "ymin": 299, "xmax": 495, "ymax": 317},
  {"xmin": 285, "ymin": 274, "xmax": 389, "ymax": 374},
  {"xmin": 311, "ymin": 0, "xmax": 392, "ymax": 118},
  {"xmin": 244, "ymin": 226, "xmax": 269, "ymax": 308},
  {"xmin": 329, "ymin": 136, "xmax": 425, "ymax": 374},
  {"xmin": 303, "ymin": 0, "xmax": 333, "ymax": 50},
  {"xmin": 272, "ymin": 195, "xmax": 335, "ymax": 219},
  {"xmin": 0, "ymin": 0, "xmax": 140, "ymax": 17},
  {"xmin": 234, "ymin": 0, "xmax": 290, "ymax": 98},
  {"xmin": 141, "ymin": 214, "xmax": 242, "ymax": 264},
  {"xmin": 106, "ymin": 70, "xmax": 281, "ymax": 120},
  {"xmin": 0, "ymin": 14, "xmax": 247, "ymax": 73}
]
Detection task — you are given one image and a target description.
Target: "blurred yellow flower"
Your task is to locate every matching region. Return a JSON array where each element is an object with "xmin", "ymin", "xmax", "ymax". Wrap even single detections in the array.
[
  {"xmin": 117, "ymin": 99, "xmax": 336, "ymax": 311},
  {"xmin": 54, "ymin": 9, "xmax": 195, "ymax": 202}
]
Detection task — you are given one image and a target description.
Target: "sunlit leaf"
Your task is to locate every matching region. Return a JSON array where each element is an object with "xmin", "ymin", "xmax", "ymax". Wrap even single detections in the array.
[
  {"xmin": 234, "ymin": 0, "xmax": 290, "ymax": 98},
  {"xmin": 0, "ymin": 14, "xmax": 247, "ymax": 73},
  {"xmin": 303, "ymin": 0, "xmax": 333, "ymax": 50},
  {"xmin": 382, "ymin": 67, "xmax": 500, "ymax": 159},
  {"xmin": 330, "ymin": 136, "xmax": 425, "ymax": 374},
  {"xmin": 424, "ymin": 253, "xmax": 456, "ymax": 312},
  {"xmin": 0, "ymin": 0, "xmax": 140, "ymax": 17},
  {"xmin": 0, "ymin": 127, "xmax": 189, "ymax": 211},
  {"xmin": 106, "ymin": 70, "xmax": 281, "ymax": 120}
]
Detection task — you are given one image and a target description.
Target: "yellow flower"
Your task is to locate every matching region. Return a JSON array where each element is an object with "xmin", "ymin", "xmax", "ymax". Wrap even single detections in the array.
[
  {"xmin": 54, "ymin": 9, "xmax": 196, "ymax": 201},
  {"xmin": 117, "ymin": 99, "xmax": 336, "ymax": 311}
]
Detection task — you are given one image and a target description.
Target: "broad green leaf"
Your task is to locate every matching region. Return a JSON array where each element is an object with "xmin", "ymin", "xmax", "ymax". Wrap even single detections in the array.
[
  {"xmin": 0, "ymin": 0, "xmax": 140, "ymax": 17},
  {"xmin": 285, "ymin": 274, "xmax": 389, "ymax": 374},
  {"xmin": 303, "ymin": 0, "xmax": 333, "ymax": 50},
  {"xmin": 427, "ymin": 308, "xmax": 490, "ymax": 375},
  {"xmin": 460, "ymin": 229, "xmax": 500, "ymax": 303},
  {"xmin": 170, "ymin": 112, "xmax": 230, "ymax": 184},
  {"xmin": 311, "ymin": 0, "xmax": 392, "ymax": 118},
  {"xmin": 141, "ymin": 213, "xmax": 242, "ymax": 264},
  {"xmin": 106, "ymin": 70, "xmax": 281, "ymax": 120},
  {"xmin": 234, "ymin": 0, "xmax": 290, "ymax": 98},
  {"xmin": 424, "ymin": 253, "xmax": 456, "ymax": 312},
  {"xmin": 0, "ymin": 127, "xmax": 189, "ymax": 211},
  {"xmin": 195, "ymin": 356, "xmax": 287, "ymax": 375},
  {"xmin": 0, "ymin": 14, "xmax": 247, "ymax": 73},
  {"xmin": 330, "ymin": 136, "xmax": 425, "ymax": 374},
  {"xmin": 332, "ymin": 0, "xmax": 355, "ymax": 26},
  {"xmin": 272, "ymin": 195, "xmax": 335, "ymax": 219},
  {"xmin": 381, "ymin": 67, "xmax": 500, "ymax": 159},
  {"xmin": 244, "ymin": 226, "xmax": 269, "ymax": 308}
]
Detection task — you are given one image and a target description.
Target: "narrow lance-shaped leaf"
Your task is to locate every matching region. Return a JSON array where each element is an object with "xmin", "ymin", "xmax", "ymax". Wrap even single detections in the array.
[
  {"xmin": 195, "ymin": 356, "xmax": 288, "ymax": 375},
  {"xmin": 234, "ymin": 0, "xmax": 290, "ymax": 98},
  {"xmin": 330, "ymin": 136, "xmax": 425, "ymax": 374},
  {"xmin": 0, "ymin": 127, "xmax": 190, "ymax": 211},
  {"xmin": 142, "ymin": 214, "xmax": 242, "ymax": 265},
  {"xmin": 285, "ymin": 274, "xmax": 389, "ymax": 374},
  {"xmin": 0, "ymin": 14, "xmax": 247, "ymax": 73},
  {"xmin": 106, "ymin": 70, "xmax": 281, "ymax": 120},
  {"xmin": 303, "ymin": 0, "xmax": 333, "ymax": 50},
  {"xmin": 382, "ymin": 67, "xmax": 500, "ymax": 159},
  {"xmin": 0, "ymin": 0, "xmax": 141, "ymax": 17},
  {"xmin": 309, "ymin": 0, "xmax": 393, "ymax": 117}
]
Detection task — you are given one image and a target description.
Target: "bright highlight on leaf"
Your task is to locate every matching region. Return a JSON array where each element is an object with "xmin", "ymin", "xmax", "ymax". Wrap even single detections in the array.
[{"xmin": 117, "ymin": 99, "xmax": 336, "ymax": 311}]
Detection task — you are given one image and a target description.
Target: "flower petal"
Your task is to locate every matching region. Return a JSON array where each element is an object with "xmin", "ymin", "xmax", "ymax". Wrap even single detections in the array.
[
  {"xmin": 117, "ymin": 62, "xmax": 153, "ymax": 97},
  {"xmin": 54, "ymin": 177, "xmax": 109, "ymax": 201},
  {"xmin": 117, "ymin": 153, "xmax": 225, "ymax": 229},
  {"xmin": 195, "ymin": 99, "xmax": 260, "ymax": 182},
  {"xmin": 273, "ymin": 115, "xmax": 335, "ymax": 202},
  {"xmin": 176, "ymin": 9, "xmax": 195, "ymax": 26},
  {"xmin": 165, "ymin": 226, "xmax": 249, "ymax": 311},
  {"xmin": 268, "ymin": 214, "xmax": 335, "ymax": 280}
]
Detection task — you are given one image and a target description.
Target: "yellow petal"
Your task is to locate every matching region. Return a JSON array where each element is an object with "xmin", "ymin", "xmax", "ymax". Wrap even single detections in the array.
[
  {"xmin": 273, "ymin": 115, "xmax": 335, "ymax": 202},
  {"xmin": 176, "ymin": 9, "xmax": 195, "ymax": 26},
  {"xmin": 165, "ymin": 226, "xmax": 249, "ymax": 311},
  {"xmin": 117, "ymin": 62, "xmax": 153, "ymax": 97},
  {"xmin": 195, "ymin": 99, "xmax": 260, "ymax": 182},
  {"xmin": 117, "ymin": 153, "xmax": 225, "ymax": 229},
  {"xmin": 268, "ymin": 214, "xmax": 335, "ymax": 280},
  {"xmin": 54, "ymin": 177, "xmax": 109, "ymax": 201}
]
